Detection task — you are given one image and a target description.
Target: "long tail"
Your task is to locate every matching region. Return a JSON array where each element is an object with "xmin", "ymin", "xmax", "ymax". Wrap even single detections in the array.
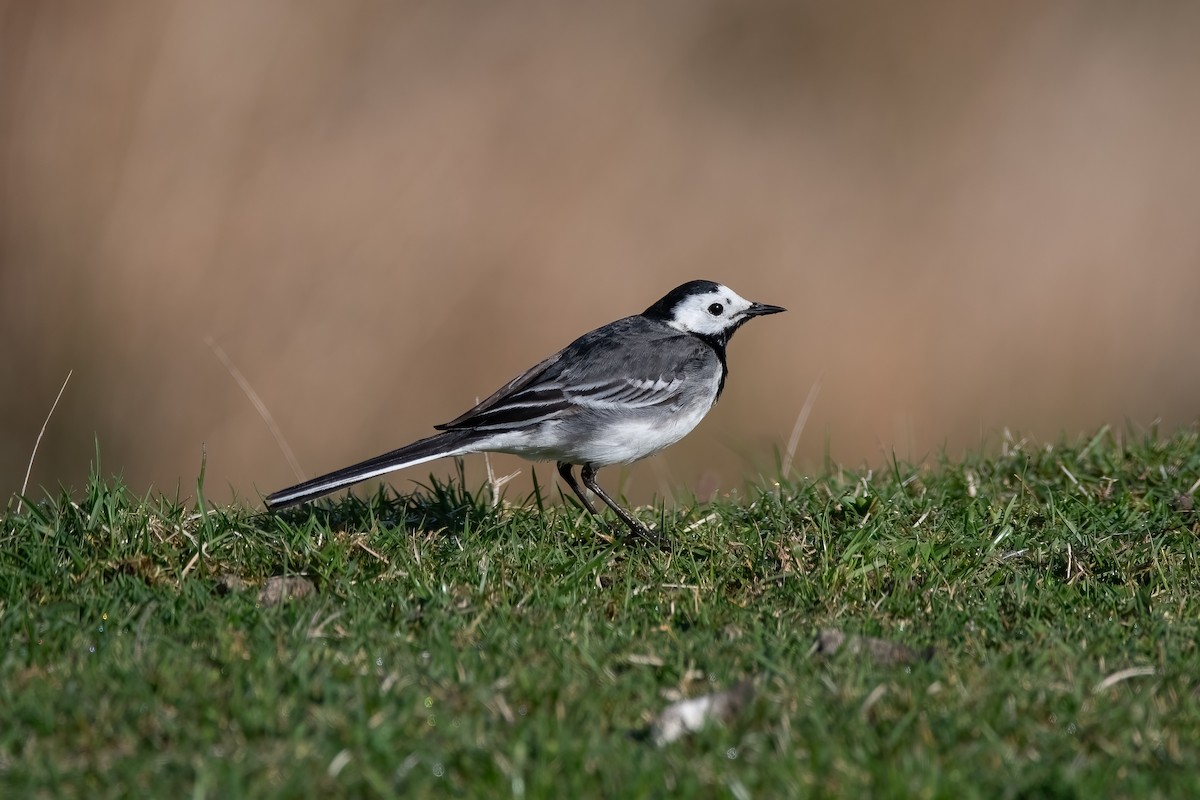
[{"xmin": 264, "ymin": 430, "xmax": 478, "ymax": 510}]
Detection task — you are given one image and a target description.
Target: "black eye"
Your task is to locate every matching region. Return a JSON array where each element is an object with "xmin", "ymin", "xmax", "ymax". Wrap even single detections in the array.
[{"xmin": 707, "ymin": 302, "xmax": 724, "ymax": 316}]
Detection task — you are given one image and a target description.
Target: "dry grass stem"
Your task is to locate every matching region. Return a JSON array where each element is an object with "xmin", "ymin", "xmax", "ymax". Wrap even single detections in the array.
[
  {"xmin": 683, "ymin": 512, "xmax": 720, "ymax": 532},
  {"xmin": 781, "ymin": 375, "xmax": 823, "ymax": 481},
  {"xmin": 206, "ymin": 337, "xmax": 305, "ymax": 482},
  {"xmin": 482, "ymin": 450, "xmax": 519, "ymax": 509},
  {"xmin": 1094, "ymin": 666, "xmax": 1156, "ymax": 693},
  {"xmin": 16, "ymin": 370, "xmax": 72, "ymax": 514}
]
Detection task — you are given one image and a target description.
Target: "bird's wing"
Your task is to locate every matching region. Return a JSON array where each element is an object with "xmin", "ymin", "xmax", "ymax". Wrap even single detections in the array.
[
  {"xmin": 434, "ymin": 350, "xmax": 571, "ymax": 432},
  {"xmin": 563, "ymin": 375, "xmax": 687, "ymax": 410},
  {"xmin": 434, "ymin": 317, "xmax": 709, "ymax": 432}
]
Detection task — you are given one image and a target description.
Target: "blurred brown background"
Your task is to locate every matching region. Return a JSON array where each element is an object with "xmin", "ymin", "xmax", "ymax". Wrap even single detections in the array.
[{"xmin": 3, "ymin": 2, "xmax": 1199, "ymax": 507}]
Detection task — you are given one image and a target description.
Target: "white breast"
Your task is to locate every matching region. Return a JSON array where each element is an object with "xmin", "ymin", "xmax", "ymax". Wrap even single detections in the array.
[
  {"xmin": 476, "ymin": 381, "xmax": 719, "ymax": 466},
  {"xmin": 579, "ymin": 396, "xmax": 716, "ymax": 464}
]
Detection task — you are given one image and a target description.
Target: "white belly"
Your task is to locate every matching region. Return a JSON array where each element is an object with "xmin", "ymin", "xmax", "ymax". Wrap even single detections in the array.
[
  {"xmin": 479, "ymin": 387, "xmax": 718, "ymax": 466},
  {"xmin": 572, "ymin": 402, "xmax": 714, "ymax": 464}
]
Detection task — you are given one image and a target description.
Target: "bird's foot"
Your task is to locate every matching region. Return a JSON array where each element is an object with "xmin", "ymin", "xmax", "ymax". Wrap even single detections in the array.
[{"xmin": 620, "ymin": 520, "xmax": 669, "ymax": 551}]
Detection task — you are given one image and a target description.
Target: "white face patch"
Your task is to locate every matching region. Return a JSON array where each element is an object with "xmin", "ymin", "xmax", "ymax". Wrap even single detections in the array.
[{"xmin": 665, "ymin": 284, "xmax": 756, "ymax": 337}]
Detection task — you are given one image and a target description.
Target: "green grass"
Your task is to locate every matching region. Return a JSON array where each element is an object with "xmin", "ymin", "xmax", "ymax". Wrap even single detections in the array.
[{"xmin": 3, "ymin": 426, "xmax": 1199, "ymax": 798}]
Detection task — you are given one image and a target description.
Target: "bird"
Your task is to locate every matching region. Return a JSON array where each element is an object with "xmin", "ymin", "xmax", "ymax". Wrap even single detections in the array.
[{"xmin": 264, "ymin": 280, "xmax": 784, "ymax": 542}]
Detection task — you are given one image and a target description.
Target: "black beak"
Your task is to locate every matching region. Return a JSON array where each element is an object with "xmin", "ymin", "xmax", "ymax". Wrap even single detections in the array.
[{"xmin": 746, "ymin": 302, "xmax": 786, "ymax": 317}]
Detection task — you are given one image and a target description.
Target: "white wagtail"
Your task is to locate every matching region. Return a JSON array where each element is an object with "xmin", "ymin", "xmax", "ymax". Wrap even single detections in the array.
[{"xmin": 264, "ymin": 280, "xmax": 784, "ymax": 541}]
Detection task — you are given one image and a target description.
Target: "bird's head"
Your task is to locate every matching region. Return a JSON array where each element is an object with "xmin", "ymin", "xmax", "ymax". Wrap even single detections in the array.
[{"xmin": 643, "ymin": 280, "xmax": 785, "ymax": 344}]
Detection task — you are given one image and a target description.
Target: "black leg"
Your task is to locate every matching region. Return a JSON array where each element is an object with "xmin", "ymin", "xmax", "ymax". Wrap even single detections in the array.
[
  {"xmin": 557, "ymin": 461, "xmax": 600, "ymax": 516},
  {"xmin": 580, "ymin": 463, "xmax": 662, "ymax": 546}
]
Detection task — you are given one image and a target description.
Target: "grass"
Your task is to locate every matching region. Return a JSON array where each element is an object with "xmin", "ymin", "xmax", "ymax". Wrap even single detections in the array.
[{"xmin": 2, "ymin": 425, "xmax": 1199, "ymax": 798}]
